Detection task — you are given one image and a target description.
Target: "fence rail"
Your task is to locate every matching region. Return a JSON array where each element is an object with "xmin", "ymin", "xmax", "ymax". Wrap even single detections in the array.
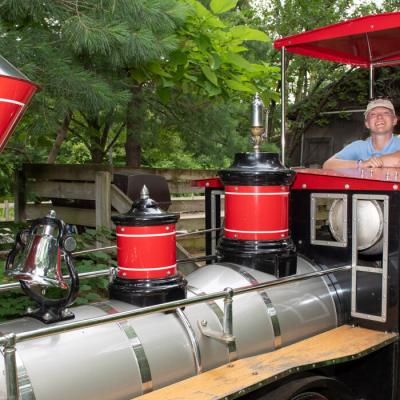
[
  {"xmin": 14, "ymin": 164, "xmax": 218, "ymax": 230},
  {"xmin": 0, "ymin": 201, "xmax": 13, "ymax": 221}
]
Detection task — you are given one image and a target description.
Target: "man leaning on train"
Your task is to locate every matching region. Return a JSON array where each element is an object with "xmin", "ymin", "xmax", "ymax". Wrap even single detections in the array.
[{"xmin": 323, "ymin": 98, "xmax": 400, "ymax": 169}]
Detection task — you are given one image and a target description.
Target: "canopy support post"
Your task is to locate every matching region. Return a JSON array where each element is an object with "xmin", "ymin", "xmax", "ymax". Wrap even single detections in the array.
[
  {"xmin": 281, "ymin": 46, "xmax": 286, "ymax": 165},
  {"xmin": 369, "ymin": 64, "xmax": 374, "ymax": 99}
]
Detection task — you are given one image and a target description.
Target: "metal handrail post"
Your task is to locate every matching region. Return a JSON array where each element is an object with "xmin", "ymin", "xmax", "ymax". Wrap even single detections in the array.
[
  {"xmin": 2, "ymin": 333, "xmax": 18, "ymax": 400},
  {"xmin": 369, "ymin": 64, "xmax": 374, "ymax": 99},
  {"xmin": 222, "ymin": 287, "xmax": 234, "ymax": 341},
  {"xmin": 281, "ymin": 46, "xmax": 286, "ymax": 164}
]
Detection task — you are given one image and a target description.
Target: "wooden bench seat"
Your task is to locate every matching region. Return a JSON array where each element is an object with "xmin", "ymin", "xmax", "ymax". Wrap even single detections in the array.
[{"xmin": 136, "ymin": 325, "xmax": 398, "ymax": 400}]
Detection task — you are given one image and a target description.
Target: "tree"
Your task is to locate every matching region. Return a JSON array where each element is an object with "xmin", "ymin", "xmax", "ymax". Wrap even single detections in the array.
[
  {"xmin": 0, "ymin": 0, "xmax": 279, "ymax": 167},
  {"xmin": 123, "ymin": 0, "xmax": 279, "ymax": 166},
  {"xmin": 0, "ymin": 0, "xmax": 188, "ymax": 164}
]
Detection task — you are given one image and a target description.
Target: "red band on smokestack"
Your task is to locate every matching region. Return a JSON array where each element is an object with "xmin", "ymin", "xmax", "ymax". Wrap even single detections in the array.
[
  {"xmin": 0, "ymin": 76, "xmax": 38, "ymax": 152},
  {"xmin": 224, "ymin": 185, "xmax": 289, "ymax": 240},
  {"xmin": 116, "ymin": 224, "xmax": 177, "ymax": 279}
]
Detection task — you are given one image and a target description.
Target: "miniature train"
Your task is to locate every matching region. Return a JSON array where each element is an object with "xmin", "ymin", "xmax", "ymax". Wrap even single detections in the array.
[{"xmin": 1, "ymin": 11, "xmax": 400, "ymax": 400}]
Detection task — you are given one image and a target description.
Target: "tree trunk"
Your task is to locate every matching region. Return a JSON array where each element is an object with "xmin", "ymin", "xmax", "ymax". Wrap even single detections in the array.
[
  {"xmin": 125, "ymin": 85, "xmax": 144, "ymax": 168},
  {"xmin": 47, "ymin": 111, "xmax": 72, "ymax": 164}
]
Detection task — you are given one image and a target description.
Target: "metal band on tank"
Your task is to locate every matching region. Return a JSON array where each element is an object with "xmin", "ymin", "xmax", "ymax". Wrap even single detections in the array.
[
  {"xmin": 224, "ymin": 264, "xmax": 282, "ymax": 349},
  {"xmin": 0, "ymin": 348, "xmax": 36, "ymax": 399},
  {"xmin": 17, "ymin": 352, "xmax": 36, "ymax": 399},
  {"xmin": 175, "ymin": 308, "xmax": 202, "ymax": 374},
  {"xmin": 93, "ymin": 303, "xmax": 153, "ymax": 394},
  {"xmin": 188, "ymin": 286, "xmax": 238, "ymax": 362}
]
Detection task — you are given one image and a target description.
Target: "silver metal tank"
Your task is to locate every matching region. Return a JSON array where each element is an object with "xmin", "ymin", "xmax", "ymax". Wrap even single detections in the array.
[
  {"xmin": 0, "ymin": 257, "xmax": 338, "ymax": 400},
  {"xmin": 329, "ymin": 199, "xmax": 384, "ymax": 255}
]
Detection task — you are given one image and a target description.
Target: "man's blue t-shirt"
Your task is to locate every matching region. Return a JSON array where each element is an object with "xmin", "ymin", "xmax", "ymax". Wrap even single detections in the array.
[{"xmin": 335, "ymin": 135, "xmax": 400, "ymax": 160}]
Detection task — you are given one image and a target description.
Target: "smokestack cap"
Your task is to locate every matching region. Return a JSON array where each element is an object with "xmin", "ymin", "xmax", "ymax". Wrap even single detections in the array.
[{"xmin": 112, "ymin": 186, "xmax": 179, "ymax": 227}]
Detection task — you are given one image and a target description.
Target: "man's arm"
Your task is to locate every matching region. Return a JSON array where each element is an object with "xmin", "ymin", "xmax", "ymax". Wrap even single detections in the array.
[
  {"xmin": 323, "ymin": 141, "xmax": 363, "ymax": 169},
  {"xmin": 323, "ymin": 156, "xmax": 385, "ymax": 169},
  {"xmin": 380, "ymin": 151, "xmax": 400, "ymax": 167},
  {"xmin": 323, "ymin": 156, "xmax": 358, "ymax": 169}
]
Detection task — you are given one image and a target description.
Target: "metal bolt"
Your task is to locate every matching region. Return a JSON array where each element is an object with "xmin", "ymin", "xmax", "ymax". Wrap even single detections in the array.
[
  {"xmin": 121, "ymin": 227, "xmax": 125, "ymax": 232},
  {"xmin": 166, "ymin": 226, "xmax": 170, "ymax": 230},
  {"xmin": 63, "ymin": 236, "xmax": 77, "ymax": 252},
  {"xmin": 302, "ymin": 184, "xmax": 307, "ymax": 189},
  {"xmin": 26, "ymin": 307, "xmax": 35, "ymax": 314},
  {"xmin": 393, "ymin": 185, "xmax": 398, "ymax": 190},
  {"xmin": 252, "ymin": 371, "xmax": 258, "ymax": 375},
  {"xmin": 205, "ymin": 182, "xmax": 209, "ymax": 187},
  {"xmin": 235, "ymin": 187, "xmax": 238, "ymax": 191},
  {"xmin": 62, "ymin": 309, "xmax": 71, "ymax": 317},
  {"xmin": 344, "ymin": 184, "xmax": 350, "ymax": 189},
  {"xmin": 43, "ymin": 312, "xmax": 51, "ymax": 321},
  {"xmin": 200, "ymin": 320, "xmax": 208, "ymax": 327}
]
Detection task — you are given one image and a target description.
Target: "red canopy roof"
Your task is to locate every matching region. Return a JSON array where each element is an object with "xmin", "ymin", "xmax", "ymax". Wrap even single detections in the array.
[{"xmin": 274, "ymin": 12, "xmax": 400, "ymax": 67}]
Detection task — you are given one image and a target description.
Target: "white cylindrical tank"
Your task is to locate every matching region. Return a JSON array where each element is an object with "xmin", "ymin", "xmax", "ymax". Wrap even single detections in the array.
[{"xmin": 0, "ymin": 257, "xmax": 338, "ymax": 400}]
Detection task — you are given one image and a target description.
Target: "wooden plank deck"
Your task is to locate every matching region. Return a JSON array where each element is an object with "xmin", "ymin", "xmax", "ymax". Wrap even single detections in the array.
[{"xmin": 136, "ymin": 325, "xmax": 398, "ymax": 400}]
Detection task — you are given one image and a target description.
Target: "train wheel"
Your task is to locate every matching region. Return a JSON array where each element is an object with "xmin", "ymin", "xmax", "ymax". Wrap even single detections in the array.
[
  {"xmin": 258, "ymin": 376, "xmax": 353, "ymax": 400},
  {"xmin": 291, "ymin": 393, "xmax": 329, "ymax": 400}
]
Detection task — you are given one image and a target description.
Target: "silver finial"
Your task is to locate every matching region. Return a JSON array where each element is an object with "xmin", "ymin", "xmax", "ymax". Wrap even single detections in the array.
[
  {"xmin": 251, "ymin": 93, "xmax": 266, "ymax": 153},
  {"xmin": 251, "ymin": 93, "xmax": 264, "ymax": 128},
  {"xmin": 140, "ymin": 185, "xmax": 149, "ymax": 200},
  {"xmin": 47, "ymin": 210, "xmax": 56, "ymax": 218}
]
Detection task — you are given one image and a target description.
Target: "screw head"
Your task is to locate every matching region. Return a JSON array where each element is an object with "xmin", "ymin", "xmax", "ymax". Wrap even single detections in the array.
[
  {"xmin": 201, "ymin": 320, "xmax": 208, "ymax": 327},
  {"xmin": 63, "ymin": 235, "xmax": 77, "ymax": 252},
  {"xmin": 43, "ymin": 312, "xmax": 51, "ymax": 321}
]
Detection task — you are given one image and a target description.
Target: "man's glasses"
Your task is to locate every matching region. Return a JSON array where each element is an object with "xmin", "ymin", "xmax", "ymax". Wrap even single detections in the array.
[{"xmin": 368, "ymin": 111, "xmax": 394, "ymax": 119}]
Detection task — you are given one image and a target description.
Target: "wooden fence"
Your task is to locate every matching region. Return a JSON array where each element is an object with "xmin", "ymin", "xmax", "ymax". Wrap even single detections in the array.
[
  {"xmin": 0, "ymin": 201, "xmax": 13, "ymax": 221},
  {"xmin": 15, "ymin": 164, "xmax": 218, "ymax": 230}
]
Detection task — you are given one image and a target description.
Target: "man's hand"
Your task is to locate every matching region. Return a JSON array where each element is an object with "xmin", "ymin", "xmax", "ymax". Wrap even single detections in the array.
[
  {"xmin": 380, "ymin": 151, "xmax": 400, "ymax": 167},
  {"xmin": 360, "ymin": 156, "xmax": 384, "ymax": 168}
]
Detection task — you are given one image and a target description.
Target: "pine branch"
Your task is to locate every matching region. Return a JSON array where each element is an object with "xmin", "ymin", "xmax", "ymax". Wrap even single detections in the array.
[{"xmin": 104, "ymin": 122, "xmax": 126, "ymax": 154}]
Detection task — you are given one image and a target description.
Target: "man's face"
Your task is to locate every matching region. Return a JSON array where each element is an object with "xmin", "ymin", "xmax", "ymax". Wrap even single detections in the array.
[{"xmin": 365, "ymin": 106, "xmax": 397, "ymax": 136}]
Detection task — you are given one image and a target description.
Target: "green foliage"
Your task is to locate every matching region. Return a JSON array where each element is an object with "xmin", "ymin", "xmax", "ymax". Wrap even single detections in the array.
[
  {"xmin": 155, "ymin": 0, "xmax": 277, "ymax": 102},
  {"xmin": 210, "ymin": 0, "xmax": 238, "ymax": 14}
]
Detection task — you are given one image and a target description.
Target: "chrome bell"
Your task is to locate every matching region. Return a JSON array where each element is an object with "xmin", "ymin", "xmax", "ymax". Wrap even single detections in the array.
[{"xmin": 6, "ymin": 210, "xmax": 68, "ymax": 289}]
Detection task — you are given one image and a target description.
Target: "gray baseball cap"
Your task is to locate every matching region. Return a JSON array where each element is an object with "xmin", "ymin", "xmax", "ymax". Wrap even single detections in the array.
[{"xmin": 365, "ymin": 98, "xmax": 396, "ymax": 118}]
